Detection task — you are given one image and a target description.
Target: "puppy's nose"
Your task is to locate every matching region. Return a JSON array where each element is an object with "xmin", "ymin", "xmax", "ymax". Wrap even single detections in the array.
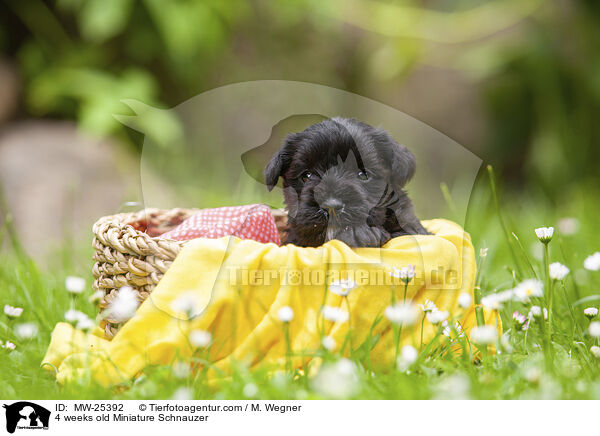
[{"xmin": 321, "ymin": 198, "xmax": 344, "ymax": 212}]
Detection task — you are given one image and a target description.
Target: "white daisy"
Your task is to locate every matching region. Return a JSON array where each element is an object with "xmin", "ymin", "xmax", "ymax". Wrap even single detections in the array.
[
  {"xmin": 590, "ymin": 345, "xmax": 600, "ymax": 358},
  {"xmin": 457, "ymin": 293, "xmax": 472, "ymax": 309},
  {"xmin": 584, "ymin": 252, "xmax": 600, "ymax": 272},
  {"xmin": 3, "ymin": 305, "xmax": 23, "ymax": 319},
  {"xmin": 170, "ymin": 291, "xmax": 200, "ymax": 319},
  {"xmin": 277, "ymin": 306, "xmax": 294, "ymax": 322},
  {"xmin": 512, "ymin": 311, "xmax": 527, "ymax": 326},
  {"xmin": 442, "ymin": 320, "xmax": 451, "ymax": 337},
  {"xmin": 524, "ymin": 367, "xmax": 541, "ymax": 383},
  {"xmin": 549, "ymin": 262, "xmax": 570, "ymax": 280},
  {"xmin": 584, "ymin": 307, "xmax": 599, "ymax": 320},
  {"xmin": 419, "ymin": 299, "xmax": 437, "ymax": 313},
  {"xmin": 102, "ymin": 286, "xmax": 140, "ymax": 323},
  {"xmin": 498, "ymin": 289, "xmax": 515, "ymax": 301},
  {"xmin": 529, "ymin": 306, "xmax": 542, "ymax": 317},
  {"xmin": 481, "ymin": 294, "xmax": 502, "ymax": 310},
  {"xmin": 321, "ymin": 335, "xmax": 336, "ymax": 351},
  {"xmin": 513, "ymin": 279, "xmax": 544, "ymax": 302},
  {"xmin": 14, "ymin": 322, "xmax": 38, "ymax": 339},
  {"xmin": 401, "ymin": 345, "xmax": 418, "ymax": 363},
  {"xmin": 76, "ymin": 317, "xmax": 95, "ymax": 332},
  {"xmin": 64, "ymin": 309, "xmax": 88, "ymax": 325},
  {"xmin": 589, "ymin": 321, "xmax": 600, "ymax": 338},
  {"xmin": 2, "ymin": 341, "xmax": 16, "ymax": 351},
  {"xmin": 171, "ymin": 387, "xmax": 193, "ymax": 400},
  {"xmin": 88, "ymin": 291, "xmax": 104, "ymax": 304},
  {"xmin": 321, "ymin": 306, "xmax": 349, "ymax": 323},
  {"xmin": 384, "ymin": 302, "xmax": 418, "ymax": 326},
  {"xmin": 390, "ymin": 265, "xmax": 416, "ymax": 284},
  {"xmin": 329, "ymin": 279, "xmax": 358, "ymax": 297},
  {"xmin": 397, "ymin": 345, "xmax": 419, "ymax": 371},
  {"xmin": 434, "ymin": 374, "xmax": 471, "ymax": 400},
  {"xmin": 311, "ymin": 358, "xmax": 359, "ymax": 399},
  {"xmin": 243, "ymin": 383, "xmax": 259, "ymax": 398},
  {"xmin": 481, "ymin": 289, "xmax": 514, "ymax": 310},
  {"xmin": 528, "ymin": 306, "xmax": 548, "ymax": 320},
  {"xmin": 189, "ymin": 330, "xmax": 212, "ymax": 348},
  {"xmin": 426, "ymin": 309, "xmax": 449, "ymax": 325},
  {"xmin": 470, "ymin": 325, "xmax": 496, "ymax": 344},
  {"xmin": 535, "ymin": 227, "xmax": 554, "ymax": 243},
  {"xmin": 65, "ymin": 276, "xmax": 86, "ymax": 294},
  {"xmin": 442, "ymin": 321, "xmax": 464, "ymax": 339}
]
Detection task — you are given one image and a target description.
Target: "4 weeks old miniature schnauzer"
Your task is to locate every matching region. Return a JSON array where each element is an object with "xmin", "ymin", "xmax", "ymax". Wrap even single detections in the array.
[{"xmin": 264, "ymin": 117, "xmax": 429, "ymax": 247}]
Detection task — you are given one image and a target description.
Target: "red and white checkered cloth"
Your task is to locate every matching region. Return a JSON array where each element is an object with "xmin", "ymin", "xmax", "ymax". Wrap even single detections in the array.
[{"xmin": 161, "ymin": 204, "xmax": 281, "ymax": 245}]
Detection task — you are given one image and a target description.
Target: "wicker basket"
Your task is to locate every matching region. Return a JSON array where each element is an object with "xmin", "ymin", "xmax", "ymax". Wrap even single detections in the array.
[{"xmin": 92, "ymin": 207, "xmax": 288, "ymax": 339}]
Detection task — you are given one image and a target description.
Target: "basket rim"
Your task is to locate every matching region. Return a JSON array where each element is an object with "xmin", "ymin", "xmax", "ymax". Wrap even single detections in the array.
[
  {"xmin": 93, "ymin": 206, "xmax": 287, "ymax": 240},
  {"xmin": 92, "ymin": 208, "xmax": 196, "ymax": 262},
  {"xmin": 92, "ymin": 207, "xmax": 197, "ymax": 240}
]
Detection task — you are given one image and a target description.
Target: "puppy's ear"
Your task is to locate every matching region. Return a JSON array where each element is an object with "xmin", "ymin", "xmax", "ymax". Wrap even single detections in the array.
[
  {"xmin": 264, "ymin": 133, "xmax": 299, "ymax": 191},
  {"xmin": 377, "ymin": 130, "xmax": 416, "ymax": 188},
  {"xmin": 389, "ymin": 143, "xmax": 416, "ymax": 187}
]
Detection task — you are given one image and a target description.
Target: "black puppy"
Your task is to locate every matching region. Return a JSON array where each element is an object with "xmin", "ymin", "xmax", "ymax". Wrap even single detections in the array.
[{"xmin": 264, "ymin": 117, "xmax": 429, "ymax": 247}]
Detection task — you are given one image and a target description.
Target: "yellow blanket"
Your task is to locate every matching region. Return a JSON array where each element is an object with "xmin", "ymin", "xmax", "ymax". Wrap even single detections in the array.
[{"xmin": 42, "ymin": 219, "xmax": 487, "ymax": 386}]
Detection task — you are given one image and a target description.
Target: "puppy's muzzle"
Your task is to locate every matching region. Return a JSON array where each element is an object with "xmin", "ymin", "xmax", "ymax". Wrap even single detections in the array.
[{"xmin": 320, "ymin": 197, "xmax": 344, "ymax": 219}]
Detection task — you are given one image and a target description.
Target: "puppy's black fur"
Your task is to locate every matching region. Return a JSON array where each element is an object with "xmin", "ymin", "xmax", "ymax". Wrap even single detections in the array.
[{"xmin": 265, "ymin": 117, "xmax": 429, "ymax": 247}]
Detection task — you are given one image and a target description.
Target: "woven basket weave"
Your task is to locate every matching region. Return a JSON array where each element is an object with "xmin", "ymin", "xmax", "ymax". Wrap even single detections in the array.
[{"xmin": 92, "ymin": 207, "xmax": 288, "ymax": 339}]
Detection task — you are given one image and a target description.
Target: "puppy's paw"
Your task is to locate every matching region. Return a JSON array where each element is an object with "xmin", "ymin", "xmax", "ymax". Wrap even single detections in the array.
[{"xmin": 330, "ymin": 225, "xmax": 391, "ymax": 248}]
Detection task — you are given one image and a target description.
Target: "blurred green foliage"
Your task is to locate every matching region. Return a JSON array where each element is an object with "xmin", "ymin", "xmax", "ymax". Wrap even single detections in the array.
[{"xmin": 0, "ymin": 0, "xmax": 598, "ymax": 195}]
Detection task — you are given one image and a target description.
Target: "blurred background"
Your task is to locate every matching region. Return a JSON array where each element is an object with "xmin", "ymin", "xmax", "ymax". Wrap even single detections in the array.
[{"xmin": 0, "ymin": 0, "xmax": 598, "ymax": 262}]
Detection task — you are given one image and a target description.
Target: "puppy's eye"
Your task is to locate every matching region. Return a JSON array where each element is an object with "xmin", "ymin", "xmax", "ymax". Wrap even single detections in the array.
[
  {"xmin": 358, "ymin": 170, "xmax": 369, "ymax": 181},
  {"xmin": 301, "ymin": 171, "xmax": 314, "ymax": 183}
]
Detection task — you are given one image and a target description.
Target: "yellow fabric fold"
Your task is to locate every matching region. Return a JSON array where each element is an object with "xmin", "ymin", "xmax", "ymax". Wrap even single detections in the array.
[{"xmin": 42, "ymin": 219, "xmax": 492, "ymax": 386}]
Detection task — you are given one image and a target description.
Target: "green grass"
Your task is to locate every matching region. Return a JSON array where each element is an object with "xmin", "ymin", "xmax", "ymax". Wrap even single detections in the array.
[{"xmin": 1, "ymin": 173, "xmax": 600, "ymax": 400}]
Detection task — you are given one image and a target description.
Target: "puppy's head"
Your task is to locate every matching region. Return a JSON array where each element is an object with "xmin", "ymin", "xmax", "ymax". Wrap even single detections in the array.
[{"xmin": 264, "ymin": 117, "xmax": 417, "ymax": 247}]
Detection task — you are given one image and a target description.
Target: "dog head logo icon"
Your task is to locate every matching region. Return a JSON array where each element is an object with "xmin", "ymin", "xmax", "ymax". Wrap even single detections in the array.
[{"xmin": 3, "ymin": 402, "xmax": 50, "ymax": 433}]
